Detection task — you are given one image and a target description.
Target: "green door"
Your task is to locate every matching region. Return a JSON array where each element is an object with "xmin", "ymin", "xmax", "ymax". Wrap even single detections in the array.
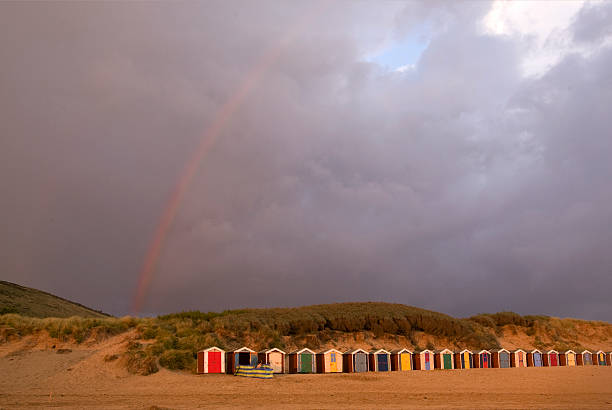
[
  {"xmin": 300, "ymin": 354, "xmax": 312, "ymax": 373},
  {"xmin": 443, "ymin": 354, "xmax": 452, "ymax": 369}
]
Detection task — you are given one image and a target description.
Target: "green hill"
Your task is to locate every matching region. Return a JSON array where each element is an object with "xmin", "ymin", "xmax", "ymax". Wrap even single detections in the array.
[{"xmin": 0, "ymin": 281, "xmax": 110, "ymax": 318}]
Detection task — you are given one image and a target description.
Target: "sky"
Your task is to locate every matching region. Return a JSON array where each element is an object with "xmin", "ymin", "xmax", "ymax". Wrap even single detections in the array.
[{"xmin": 2, "ymin": 1, "xmax": 612, "ymax": 320}]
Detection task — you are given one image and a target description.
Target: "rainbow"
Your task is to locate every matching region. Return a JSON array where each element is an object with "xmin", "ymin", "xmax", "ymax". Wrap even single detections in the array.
[{"xmin": 132, "ymin": 3, "xmax": 328, "ymax": 314}]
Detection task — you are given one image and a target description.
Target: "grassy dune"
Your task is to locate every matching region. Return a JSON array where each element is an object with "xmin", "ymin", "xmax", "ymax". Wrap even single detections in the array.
[
  {"xmin": 1, "ymin": 302, "xmax": 611, "ymax": 375},
  {"xmin": 0, "ymin": 281, "xmax": 109, "ymax": 318}
]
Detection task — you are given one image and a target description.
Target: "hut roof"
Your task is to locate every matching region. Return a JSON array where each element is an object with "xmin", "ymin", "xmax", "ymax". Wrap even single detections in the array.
[
  {"xmin": 434, "ymin": 349, "xmax": 454, "ymax": 354},
  {"xmin": 491, "ymin": 348, "xmax": 510, "ymax": 353},
  {"xmin": 457, "ymin": 349, "xmax": 472, "ymax": 354},
  {"xmin": 370, "ymin": 349, "xmax": 391, "ymax": 355},
  {"xmin": 199, "ymin": 346, "xmax": 224, "ymax": 353},
  {"xmin": 290, "ymin": 348, "xmax": 315, "ymax": 355},
  {"xmin": 594, "ymin": 350, "xmax": 604, "ymax": 354},
  {"xmin": 530, "ymin": 349, "xmax": 542, "ymax": 353},
  {"xmin": 258, "ymin": 348, "xmax": 286, "ymax": 354},
  {"xmin": 513, "ymin": 349, "xmax": 526, "ymax": 353},
  {"xmin": 345, "ymin": 348, "xmax": 369, "ymax": 355},
  {"xmin": 546, "ymin": 350, "xmax": 559, "ymax": 354},
  {"xmin": 414, "ymin": 349, "xmax": 434, "ymax": 354},
  {"xmin": 581, "ymin": 350, "xmax": 592, "ymax": 354},
  {"xmin": 390, "ymin": 348, "xmax": 413, "ymax": 354},
  {"xmin": 564, "ymin": 350, "xmax": 576, "ymax": 354},
  {"xmin": 476, "ymin": 350, "xmax": 491, "ymax": 354},
  {"xmin": 227, "ymin": 346, "xmax": 256, "ymax": 353}
]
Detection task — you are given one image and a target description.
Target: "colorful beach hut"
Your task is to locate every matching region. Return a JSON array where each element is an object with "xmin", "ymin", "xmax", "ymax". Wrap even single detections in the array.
[
  {"xmin": 288, "ymin": 348, "xmax": 316, "ymax": 373},
  {"xmin": 343, "ymin": 348, "xmax": 369, "ymax": 373},
  {"xmin": 454, "ymin": 349, "xmax": 473, "ymax": 369},
  {"xmin": 369, "ymin": 349, "xmax": 391, "ymax": 372},
  {"xmin": 577, "ymin": 350, "xmax": 593, "ymax": 365},
  {"xmin": 316, "ymin": 349, "xmax": 343, "ymax": 373},
  {"xmin": 510, "ymin": 349, "xmax": 526, "ymax": 368},
  {"xmin": 560, "ymin": 350, "xmax": 576, "ymax": 366},
  {"xmin": 491, "ymin": 349, "xmax": 511, "ymax": 368},
  {"xmin": 413, "ymin": 349, "xmax": 434, "ymax": 370},
  {"xmin": 257, "ymin": 348, "xmax": 286, "ymax": 373},
  {"xmin": 527, "ymin": 349, "xmax": 543, "ymax": 367},
  {"xmin": 197, "ymin": 346, "xmax": 225, "ymax": 374},
  {"xmin": 226, "ymin": 346, "xmax": 258, "ymax": 374},
  {"xmin": 434, "ymin": 349, "xmax": 454, "ymax": 370},
  {"xmin": 473, "ymin": 350, "xmax": 492, "ymax": 369},
  {"xmin": 390, "ymin": 348, "xmax": 412, "ymax": 371},
  {"xmin": 595, "ymin": 350, "xmax": 606, "ymax": 366},
  {"xmin": 543, "ymin": 350, "xmax": 559, "ymax": 367}
]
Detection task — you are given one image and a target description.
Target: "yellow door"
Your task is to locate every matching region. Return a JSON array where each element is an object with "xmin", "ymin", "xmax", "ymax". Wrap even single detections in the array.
[
  {"xmin": 329, "ymin": 353, "xmax": 337, "ymax": 372},
  {"xmin": 568, "ymin": 354, "xmax": 575, "ymax": 366},
  {"xmin": 400, "ymin": 353, "xmax": 411, "ymax": 371},
  {"xmin": 463, "ymin": 352, "xmax": 471, "ymax": 369}
]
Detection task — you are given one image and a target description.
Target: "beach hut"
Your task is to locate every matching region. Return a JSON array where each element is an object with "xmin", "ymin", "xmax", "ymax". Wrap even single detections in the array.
[
  {"xmin": 257, "ymin": 348, "xmax": 286, "ymax": 373},
  {"xmin": 595, "ymin": 350, "xmax": 606, "ymax": 366},
  {"xmin": 288, "ymin": 348, "xmax": 316, "ymax": 373},
  {"xmin": 543, "ymin": 350, "xmax": 559, "ymax": 367},
  {"xmin": 559, "ymin": 350, "xmax": 576, "ymax": 366},
  {"xmin": 316, "ymin": 349, "xmax": 343, "ymax": 373},
  {"xmin": 413, "ymin": 349, "xmax": 434, "ymax": 370},
  {"xmin": 577, "ymin": 350, "xmax": 593, "ymax": 366},
  {"xmin": 473, "ymin": 350, "xmax": 492, "ymax": 369},
  {"xmin": 343, "ymin": 349, "xmax": 369, "ymax": 373},
  {"xmin": 226, "ymin": 346, "xmax": 258, "ymax": 374},
  {"xmin": 491, "ymin": 349, "xmax": 511, "ymax": 368},
  {"xmin": 368, "ymin": 349, "xmax": 391, "ymax": 372},
  {"xmin": 527, "ymin": 349, "xmax": 543, "ymax": 367},
  {"xmin": 197, "ymin": 346, "xmax": 225, "ymax": 374},
  {"xmin": 606, "ymin": 352, "xmax": 612, "ymax": 366},
  {"xmin": 390, "ymin": 348, "xmax": 413, "ymax": 371},
  {"xmin": 434, "ymin": 349, "xmax": 455, "ymax": 370},
  {"xmin": 510, "ymin": 349, "xmax": 527, "ymax": 368},
  {"xmin": 454, "ymin": 349, "xmax": 473, "ymax": 369}
]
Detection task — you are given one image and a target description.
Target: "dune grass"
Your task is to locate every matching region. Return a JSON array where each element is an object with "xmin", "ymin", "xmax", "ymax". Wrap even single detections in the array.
[{"xmin": 1, "ymin": 302, "xmax": 609, "ymax": 374}]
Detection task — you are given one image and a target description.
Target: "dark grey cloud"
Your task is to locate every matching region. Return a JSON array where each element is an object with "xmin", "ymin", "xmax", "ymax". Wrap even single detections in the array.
[{"xmin": 1, "ymin": 1, "xmax": 611, "ymax": 320}]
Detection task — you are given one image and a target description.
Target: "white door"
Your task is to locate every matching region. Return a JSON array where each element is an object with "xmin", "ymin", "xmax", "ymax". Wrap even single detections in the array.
[{"xmin": 269, "ymin": 352, "xmax": 283, "ymax": 373}]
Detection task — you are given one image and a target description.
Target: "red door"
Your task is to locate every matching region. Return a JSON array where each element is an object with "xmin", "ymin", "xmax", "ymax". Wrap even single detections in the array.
[
  {"xmin": 519, "ymin": 353, "xmax": 524, "ymax": 367},
  {"xmin": 550, "ymin": 354, "xmax": 557, "ymax": 366},
  {"xmin": 208, "ymin": 351, "xmax": 221, "ymax": 373}
]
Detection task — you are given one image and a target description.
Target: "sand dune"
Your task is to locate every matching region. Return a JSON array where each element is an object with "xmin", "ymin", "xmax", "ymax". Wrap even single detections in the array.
[{"xmin": 1, "ymin": 335, "xmax": 611, "ymax": 409}]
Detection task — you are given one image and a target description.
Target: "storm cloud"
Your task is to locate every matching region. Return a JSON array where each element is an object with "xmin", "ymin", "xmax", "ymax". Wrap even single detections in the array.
[{"xmin": 1, "ymin": 1, "xmax": 611, "ymax": 319}]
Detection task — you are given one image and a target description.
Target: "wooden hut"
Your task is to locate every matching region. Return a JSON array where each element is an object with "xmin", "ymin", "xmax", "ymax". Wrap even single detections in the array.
[
  {"xmin": 257, "ymin": 348, "xmax": 286, "ymax": 373},
  {"xmin": 527, "ymin": 349, "xmax": 543, "ymax": 367},
  {"xmin": 491, "ymin": 349, "xmax": 511, "ymax": 368},
  {"xmin": 368, "ymin": 349, "xmax": 391, "ymax": 372},
  {"xmin": 543, "ymin": 350, "xmax": 559, "ymax": 367},
  {"xmin": 343, "ymin": 349, "xmax": 369, "ymax": 373},
  {"xmin": 434, "ymin": 349, "xmax": 454, "ymax": 370},
  {"xmin": 454, "ymin": 349, "xmax": 473, "ymax": 369},
  {"xmin": 226, "ymin": 346, "xmax": 257, "ymax": 374},
  {"xmin": 197, "ymin": 346, "xmax": 225, "ymax": 374},
  {"xmin": 510, "ymin": 349, "xmax": 527, "ymax": 368},
  {"xmin": 288, "ymin": 348, "xmax": 316, "ymax": 373},
  {"xmin": 606, "ymin": 352, "xmax": 612, "ymax": 366},
  {"xmin": 390, "ymin": 348, "xmax": 412, "ymax": 371},
  {"xmin": 413, "ymin": 349, "xmax": 434, "ymax": 370},
  {"xmin": 316, "ymin": 349, "xmax": 343, "ymax": 373},
  {"xmin": 577, "ymin": 350, "xmax": 593, "ymax": 366},
  {"xmin": 595, "ymin": 350, "xmax": 606, "ymax": 366},
  {"xmin": 559, "ymin": 350, "xmax": 576, "ymax": 366},
  {"xmin": 473, "ymin": 350, "xmax": 492, "ymax": 369}
]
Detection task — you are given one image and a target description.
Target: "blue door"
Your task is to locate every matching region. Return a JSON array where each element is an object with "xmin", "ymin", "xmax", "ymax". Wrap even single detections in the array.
[
  {"xmin": 534, "ymin": 353, "xmax": 542, "ymax": 367},
  {"xmin": 377, "ymin": 354, "xmax": 388, "ymax": 371}
]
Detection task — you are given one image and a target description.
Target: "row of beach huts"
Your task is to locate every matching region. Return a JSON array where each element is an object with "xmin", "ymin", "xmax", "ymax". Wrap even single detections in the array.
[{"xmin": 197, "ymin": 346, "xmax": 612, "ymax": 374}]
